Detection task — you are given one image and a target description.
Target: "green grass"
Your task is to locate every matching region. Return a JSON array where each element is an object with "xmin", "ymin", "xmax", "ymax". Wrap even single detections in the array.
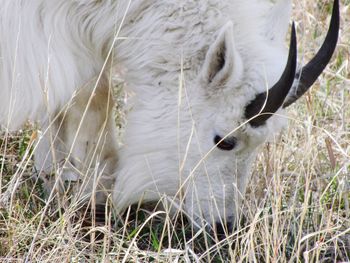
[{"xmin": 1, "ymin": 1, "xmax": 350, "ymax": 262}]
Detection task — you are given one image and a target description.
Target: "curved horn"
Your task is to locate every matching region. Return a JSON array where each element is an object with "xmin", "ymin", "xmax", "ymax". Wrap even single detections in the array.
[
  {"xmin": 245, "ymin": 23, "xmax": 297, "ymax": 127},
  {"xmin": 283, "ymin": 0, "xmax": 340, "ymax": 108}
]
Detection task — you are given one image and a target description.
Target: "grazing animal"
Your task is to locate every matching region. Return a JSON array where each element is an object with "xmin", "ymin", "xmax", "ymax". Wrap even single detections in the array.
[{"xmin": 0, "ymin": 0, "xmax": 339, "ymax": 233}]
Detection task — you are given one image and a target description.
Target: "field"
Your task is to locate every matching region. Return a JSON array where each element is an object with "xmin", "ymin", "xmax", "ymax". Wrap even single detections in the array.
[{"xmin": 1, "ymin": 1, "xmax": 349, "ymax": 262}]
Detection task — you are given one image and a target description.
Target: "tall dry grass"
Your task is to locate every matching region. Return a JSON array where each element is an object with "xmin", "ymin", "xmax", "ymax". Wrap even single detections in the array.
[{"xmin": 1, "ymin": 1, "xmax": 349, "ymax": 262}]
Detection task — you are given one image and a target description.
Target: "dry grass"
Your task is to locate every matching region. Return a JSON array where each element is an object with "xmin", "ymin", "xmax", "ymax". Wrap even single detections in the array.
[{"xmin": 1, "ymin": 1, "xmax": 350, "ymax": 262}]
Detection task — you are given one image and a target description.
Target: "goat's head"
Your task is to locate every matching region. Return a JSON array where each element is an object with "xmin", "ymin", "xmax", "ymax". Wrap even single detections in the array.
[
  {"xmin": 113, "ymin": 0, "xmax": 339, "ymax": 237},
  {"xmin": 180, "ymin": 0, "xmax": 339, "ymax": 235}
]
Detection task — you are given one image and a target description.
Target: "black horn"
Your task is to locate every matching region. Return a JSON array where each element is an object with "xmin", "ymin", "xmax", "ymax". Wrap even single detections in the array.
[
  {"xmin": 245, "ymin": 23, "xmax": 297, "ymax": 127},
  {"xmin": 283, "ymin": 0, "xmax": 340, "ymax": 108}
]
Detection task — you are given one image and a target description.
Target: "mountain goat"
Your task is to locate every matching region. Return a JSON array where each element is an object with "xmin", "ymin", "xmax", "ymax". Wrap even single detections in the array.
[{"xmin": 0, "ymin": 0, "xmax": 339, "ymax": 234}]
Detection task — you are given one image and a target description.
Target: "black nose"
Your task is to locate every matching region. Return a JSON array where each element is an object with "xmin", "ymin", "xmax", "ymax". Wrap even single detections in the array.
[{"xmin": 214, "ymin": 220, "xmax": 233, "ymax": 240}]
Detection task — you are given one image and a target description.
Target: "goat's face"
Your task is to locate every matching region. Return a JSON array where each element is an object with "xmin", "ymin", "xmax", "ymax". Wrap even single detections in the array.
[
  {"xmin": 181, "ymin": 0, "xmax": 339, "ymax": 230},
  {"xmin": 180, "ymin": 22, "xmax": 293, "ymax": 232}
]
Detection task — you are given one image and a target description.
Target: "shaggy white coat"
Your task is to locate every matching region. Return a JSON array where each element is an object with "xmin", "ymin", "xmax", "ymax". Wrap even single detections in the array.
[{"xmin": 0, "ymin": 0, "xmax": 294, "ymax": 227}]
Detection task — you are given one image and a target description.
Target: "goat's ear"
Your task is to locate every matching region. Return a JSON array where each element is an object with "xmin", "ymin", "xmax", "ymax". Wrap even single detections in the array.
[
  {"xmin": 201, "ymin": 21, "xmax": 242, "ymax": 86},
  {"xmin": 264, "ymin": 0, "xmax": 292, "ymax": 44}
]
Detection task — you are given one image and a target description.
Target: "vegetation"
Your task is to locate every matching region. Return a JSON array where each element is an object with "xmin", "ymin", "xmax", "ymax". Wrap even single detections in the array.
[{"xmin": 1, "ymin": 1, "xmax": 349, "ymax": 262}]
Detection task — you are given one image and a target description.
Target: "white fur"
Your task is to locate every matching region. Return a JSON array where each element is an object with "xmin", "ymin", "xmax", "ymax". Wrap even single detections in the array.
[{"xmin": 0, "ymin": 0, "xmax": 296, "ymax": 228}]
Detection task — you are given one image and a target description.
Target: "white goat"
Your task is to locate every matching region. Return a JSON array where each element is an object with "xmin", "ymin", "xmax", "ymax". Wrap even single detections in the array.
[{"xmin": 0, "ymin": 0, "xmax": 339, "ymax": 233}]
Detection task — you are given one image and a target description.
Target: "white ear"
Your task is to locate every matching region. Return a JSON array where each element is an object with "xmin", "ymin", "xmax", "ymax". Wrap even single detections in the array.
[
  {"xmin": 201, "ymin": 21, "xmax": 243, "ymax": 86},
  {"xmin": 265, "ymin": 0, "xmax": 292, "ymax": 44}
]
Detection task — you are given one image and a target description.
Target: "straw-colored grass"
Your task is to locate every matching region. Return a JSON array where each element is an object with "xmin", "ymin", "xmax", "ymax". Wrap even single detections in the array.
[{"xmin": 1, "ymin": 1, "xmax": 349, "ymax": 262}]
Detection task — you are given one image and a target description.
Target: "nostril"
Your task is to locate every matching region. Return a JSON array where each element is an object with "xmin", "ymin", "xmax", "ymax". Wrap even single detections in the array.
[{"xmin": 214, "ymin": 221, "xmax": 233, "ymax": 240}]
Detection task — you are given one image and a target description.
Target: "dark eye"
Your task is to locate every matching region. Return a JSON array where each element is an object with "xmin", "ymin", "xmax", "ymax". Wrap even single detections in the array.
[{"xmin": 214, "ymin": 135, "xmax": 236, "ymax": 151}]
